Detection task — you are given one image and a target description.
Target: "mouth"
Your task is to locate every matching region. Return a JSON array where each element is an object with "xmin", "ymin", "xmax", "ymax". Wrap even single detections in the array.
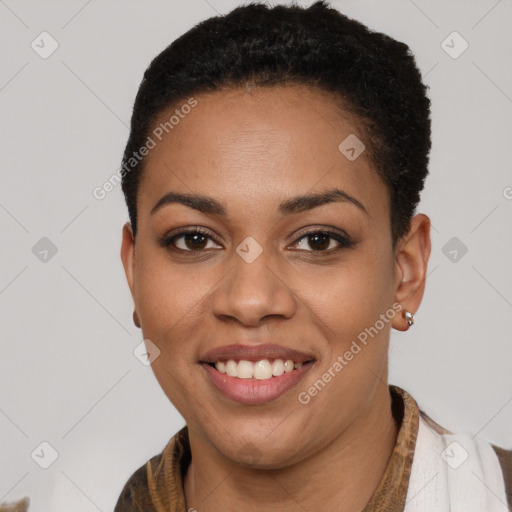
[
  {"xmin": 205, "ymin": 358, "xmax": 315, "ymax": 379},
  {"xmin": 199, "ymin": 344, "xmax": 316, "ymax": 405}
]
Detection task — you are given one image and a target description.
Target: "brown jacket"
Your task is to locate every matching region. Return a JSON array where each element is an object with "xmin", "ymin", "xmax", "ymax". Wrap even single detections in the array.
[{"xmin": 112, "ymin": 386, "xmax": 512, "ymax": 511}]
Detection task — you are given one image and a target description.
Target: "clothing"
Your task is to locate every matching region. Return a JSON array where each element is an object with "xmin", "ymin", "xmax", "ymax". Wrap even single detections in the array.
[
  {"xmin": 113, "ymin": 386, "xmax": 512, "ymax": 511},
  {"xmin": 405, "ymin": 414, "xmax": 508, "ymax": 510},
  {"xmin": 0, "ymin": 498, "xmax": 29, "ymax": 512}
]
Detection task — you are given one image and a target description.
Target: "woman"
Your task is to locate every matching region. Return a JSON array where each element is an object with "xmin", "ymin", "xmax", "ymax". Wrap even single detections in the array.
[{"xmin": 114, "ymin": 1, "xmax": 511, "ymax": 510}]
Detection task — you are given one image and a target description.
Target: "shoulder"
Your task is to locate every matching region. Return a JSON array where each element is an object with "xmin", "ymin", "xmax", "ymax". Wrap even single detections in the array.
[
  {"xmin": 0, "ymin": 497, "xmax": 30, "ymax": 511},
  {"xmin": 113, "ymin": 453, "xmax": 162, "ymax": 512},
  {"xmin": 492, "ymin": 444, "xmax": 512, "ymax": 511},
  {"xmin": 420, "ymin": 409, "xmax": 512, "ymax": 510},
  {"xmin": 418, "ymin": 409, "xmax": 452, "ymax": 435},
  {"xmin": 113, "ymin": 426, "xmax": 190, "ymax": 512}
]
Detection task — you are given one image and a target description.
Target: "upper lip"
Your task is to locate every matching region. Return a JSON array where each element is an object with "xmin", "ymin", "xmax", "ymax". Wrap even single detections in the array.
[{"xmin": 200, "ymin": 343, "xmax": 315, "ymax": 363}]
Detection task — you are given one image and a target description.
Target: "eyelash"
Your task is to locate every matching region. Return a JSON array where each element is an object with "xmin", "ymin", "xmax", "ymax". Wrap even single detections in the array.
[{"xmin": 159, "ymin": 226, "xmax": 355, "ymax": 255}]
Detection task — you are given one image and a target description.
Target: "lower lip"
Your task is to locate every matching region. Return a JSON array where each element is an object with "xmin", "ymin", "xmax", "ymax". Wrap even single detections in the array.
[{"xmin": 201, "ymin": 362, "xmax": 315, "ymax": 405}]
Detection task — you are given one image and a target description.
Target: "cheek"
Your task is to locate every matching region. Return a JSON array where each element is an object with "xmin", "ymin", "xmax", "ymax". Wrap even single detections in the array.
[
  {"xmin": 303, "ymin": 248, "xmax": 394, "ymax": 341},
  {"xmin": 133, "ymin": 252, "xmax": 211, "ymax": 412},
  {"xmin": 297, "ymin": 254, "xmax": 394, "ymax": 420},
  {"xmin": 134, "ymin": 247, "xmax": 213, "ymax": 337}
]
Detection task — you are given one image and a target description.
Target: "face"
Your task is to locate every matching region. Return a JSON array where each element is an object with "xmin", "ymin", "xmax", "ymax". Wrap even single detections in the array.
[{"xmin": 121, "ymin": 84, "xmax": 429, "ymax": 468}]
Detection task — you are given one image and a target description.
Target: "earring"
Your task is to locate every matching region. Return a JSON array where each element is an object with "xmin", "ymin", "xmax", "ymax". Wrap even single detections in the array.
[
  {"xmin": 403, "ymin": 310, "xmax": 414, "ymax": 327},
  {"xmin": 133, "ymin": 310, "xmax": 141, "ymax": 328}
]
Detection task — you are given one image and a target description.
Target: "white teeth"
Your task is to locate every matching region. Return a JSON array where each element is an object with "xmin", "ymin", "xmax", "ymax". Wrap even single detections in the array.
[
  {"xmin": 237, "ymin": 360, "xmax": 253, "ymax": 379},
  {"xmin": 225, "ymin": 359, "xmax": 238, "ymax": 377},
  {"xmin": 272, "ymin": 359, "xmax": 284, "ymax": 376},
  {"xmin": 254, "ymin": 359, "xmax": 272, "ymax": 380},
  {"xmin": 214, "ymin": 358, "xmax": 306, "ymax": 380}
]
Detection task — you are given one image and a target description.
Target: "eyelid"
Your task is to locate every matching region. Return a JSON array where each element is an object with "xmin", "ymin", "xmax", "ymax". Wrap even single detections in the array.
[
  {"xmin": 289, "ymin": 227, "xmax": 355, "ymax": 252},
  {"xmin": 292, "ymin": 224, "xmax": 352, "ymax": 241},
  {"xmin": 159, "ymin": 226, "xmax": 223, "ymax": 248}
]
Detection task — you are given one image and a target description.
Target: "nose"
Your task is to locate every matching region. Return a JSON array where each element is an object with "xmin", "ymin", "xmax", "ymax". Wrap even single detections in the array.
[{"xmin": 210, "ymin": 243, "xmax": 297, "ymax": 327}]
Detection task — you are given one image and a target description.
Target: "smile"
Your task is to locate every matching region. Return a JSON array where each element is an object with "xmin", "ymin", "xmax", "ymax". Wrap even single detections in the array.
[
  {"xmin": 199, "ymin": 343, "xmax": 316, "ymax": 405},
  {"xmin": 210, "ymin": 358, "xmax": 313, "ymax": 380}
]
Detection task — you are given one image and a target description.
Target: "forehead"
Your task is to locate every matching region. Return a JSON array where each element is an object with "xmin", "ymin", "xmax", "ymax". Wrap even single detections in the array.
[{"xmin": 137, "ymin": 85, "xmax": 388, "ymax": 220}]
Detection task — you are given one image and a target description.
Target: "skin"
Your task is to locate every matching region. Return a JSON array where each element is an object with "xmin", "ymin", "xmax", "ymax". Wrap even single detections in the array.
[{"xmin": 121, "ymin": 83, "xmax": 431, "ymax": 511}]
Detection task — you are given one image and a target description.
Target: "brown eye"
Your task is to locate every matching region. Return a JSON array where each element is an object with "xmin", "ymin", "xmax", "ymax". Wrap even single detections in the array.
[
  {"xmin": 179, "ymin": 232, "xmax": 209, "ymax": 251},
  {"xmin": 160, "ymin": 228, "xmax": 222, "ymax": 252},
  {"xmin": 305, "ymin": 232, "xmax": 331, "ymax": 251},
  {"xmin": 291, "ymin": 230, "xmax": 354, "ymax": 252}
]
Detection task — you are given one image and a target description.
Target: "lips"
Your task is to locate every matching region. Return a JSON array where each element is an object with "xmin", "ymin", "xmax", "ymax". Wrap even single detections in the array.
[
  {"xmin": 199, "ymin": 343, "xmax": 316, "ymax": 405},
  {"xmin": 200, "ymin": 343, "xmax": 315, "ymax": 364}
]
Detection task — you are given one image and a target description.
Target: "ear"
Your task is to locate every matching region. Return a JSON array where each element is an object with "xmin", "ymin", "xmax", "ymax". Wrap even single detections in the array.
[
  {"xmin": 120, "ymin": 221, "xmax": 136, "ymax": 303},
  {"xmin": 391, "ymin": 213, "xmax": 431, "ymax": 331}
]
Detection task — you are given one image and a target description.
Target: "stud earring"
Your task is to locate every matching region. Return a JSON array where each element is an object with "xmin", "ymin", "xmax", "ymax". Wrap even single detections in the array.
[
  {"xmin": 133, "ymin": 310, "xmax": 141, "ymax": 328},
  {"xmin": 403, "ymin": 310, "xmax": 414, "ymax": 327}
]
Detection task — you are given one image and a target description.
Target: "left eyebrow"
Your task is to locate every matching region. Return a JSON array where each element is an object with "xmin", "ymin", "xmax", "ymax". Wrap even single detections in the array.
[
  {"xmin": 278, "ymin": 188, "xmax": 368, "ymax": 216},
  {"xmin": 150, "ymin": 187, "xmax": 368, "ymax": 217}
]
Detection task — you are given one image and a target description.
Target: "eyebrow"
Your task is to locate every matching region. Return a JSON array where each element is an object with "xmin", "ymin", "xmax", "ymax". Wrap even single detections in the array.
[{"xmin": 150, "ymin": 187, "xmax": 369, "ymax": 217}]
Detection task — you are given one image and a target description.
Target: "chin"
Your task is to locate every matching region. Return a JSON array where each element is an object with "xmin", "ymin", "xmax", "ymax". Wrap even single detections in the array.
[{"xmin": 214, "ymin": 431, "xmax": 308, "ymax": 470}]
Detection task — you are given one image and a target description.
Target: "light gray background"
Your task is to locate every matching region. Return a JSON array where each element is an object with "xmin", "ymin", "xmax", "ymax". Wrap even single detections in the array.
[{"xmin": 1, "ymin": 0, "xmax": 511, "ymax": 510}]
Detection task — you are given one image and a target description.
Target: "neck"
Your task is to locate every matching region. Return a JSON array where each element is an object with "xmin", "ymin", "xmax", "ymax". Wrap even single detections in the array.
[{"xmin": 184, "ymin": 385, "xmax": 399, "ymax": 512}]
